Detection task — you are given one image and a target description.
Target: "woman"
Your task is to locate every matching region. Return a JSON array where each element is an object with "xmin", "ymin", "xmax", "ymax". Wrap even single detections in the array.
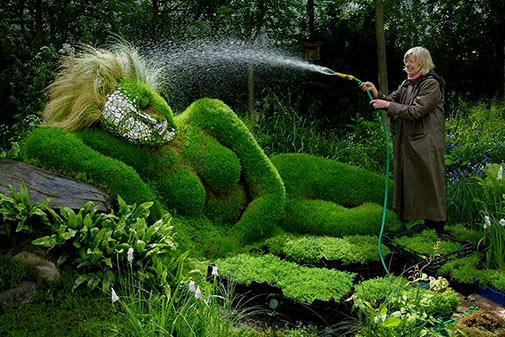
[{"xmin": 359, "ymin": 46, "xmax": 446, "ymax": 232}]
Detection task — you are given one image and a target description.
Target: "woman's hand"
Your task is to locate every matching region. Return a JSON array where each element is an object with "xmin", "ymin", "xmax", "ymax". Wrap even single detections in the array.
[
  {"xmin": 370, "ymin": 99, "xmax": 390, "ymax": 109},
  {"xmin": 359, "ymin": 81, "xmax": 378, "ymax": 98}
]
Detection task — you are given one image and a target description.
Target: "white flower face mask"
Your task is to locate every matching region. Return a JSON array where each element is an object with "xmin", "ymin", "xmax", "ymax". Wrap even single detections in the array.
[{"xmin": 102, "ymin": 89, "xmax": 176, "ymax": 145}]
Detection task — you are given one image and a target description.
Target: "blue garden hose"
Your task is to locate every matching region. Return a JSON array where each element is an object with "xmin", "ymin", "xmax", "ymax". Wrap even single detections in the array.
[{"xmin": 331, "ymin": 70, "xmax": 392, "ymax": 276}]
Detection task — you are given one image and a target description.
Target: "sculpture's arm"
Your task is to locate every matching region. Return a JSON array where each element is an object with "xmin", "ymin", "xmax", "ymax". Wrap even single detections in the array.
[
  {"xmin": 22, "ymin": 127, "xmax": 165, "ymax": 220},
  {"xmin": 178, "ymin": 98, "xmax": 286, "ymax": 242}
]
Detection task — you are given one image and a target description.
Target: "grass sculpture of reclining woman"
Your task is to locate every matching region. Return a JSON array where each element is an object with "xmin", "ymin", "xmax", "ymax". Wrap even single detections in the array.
[{"xmin": 22, "ymin": 43, "xmax": 402, "ymax": 255}]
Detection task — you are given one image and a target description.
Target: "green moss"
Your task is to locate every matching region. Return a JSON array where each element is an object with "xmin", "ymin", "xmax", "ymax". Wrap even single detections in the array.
[
  {"xmin": 118, "ymin": 77, "xmax": 176, "ymax": 128},
  {"xmin": 0, "ymin": 254, "xmax": 37, "ymax": 291},
  {"xmin": 269, "ymin": 235, "xmax": 391, "ymax": 265},
  {"xmin": 271, "ymin": 153, "xmax": 393, "ymax": 208},
  {"xmin": 271, "ymin": 153, "xmax": 402, "ymax": 237},
  {"xmin": 437, "ymin": 253, "xmax": 482, "ymax": 284},
  {"xmin": 216, "ymin": 254, "xmax": 354, "ymax": 303},
  {"xmin": 0, "ymin": 267, "xmax": 122, "ymax": 337},
  {"xmin": 204, "ymin": 185, "xmax": 247, "ymax": 224},
  {"xmin": 478, "ymin": 269, "xmax": 505, "ymax": 294},
  {"xmin": 282, "ymin": 199, "xmax": 401, "ymax": 237},
  {"xmin": 22, "ymin": 127, "xmax": 164, "ymax": 220},
  {"xmin": 353, "ymin": 276, "xmax": 407, "ymax": 304},
  {"xmin": 393, "ymin": 229, "xmax": 462, "ymax": 256},
  {"xmin": 444, "ymin": 224, "xmax": 483, "ymax": 244},
  {"xmin": 317, "ymin": 235, "xmax": 391, "ymax": 264}
]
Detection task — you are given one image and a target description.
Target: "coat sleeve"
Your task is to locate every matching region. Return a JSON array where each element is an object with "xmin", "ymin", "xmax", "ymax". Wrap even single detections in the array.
[
  {"xmin": 387, "ymin": 79, "xmax": 442, "ymax": 121},
  {"xmin": 378, "ymin": 82, "xmax": 403, "ymax": 103}
]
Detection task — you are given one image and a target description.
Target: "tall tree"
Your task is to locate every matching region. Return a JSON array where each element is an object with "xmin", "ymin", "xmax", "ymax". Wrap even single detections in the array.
[{"xmin": 375, "ymin": 0, "xmax": 390, "ymax": 130}]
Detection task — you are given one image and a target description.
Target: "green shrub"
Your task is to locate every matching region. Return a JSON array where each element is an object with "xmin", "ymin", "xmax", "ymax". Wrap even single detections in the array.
[
  {"xmin": 392, "ymin": 229, "xmax": 462, "ymax": 256},
  {"xmin": 216, "ymin": 254, "xmax": 354, "ymax": 303}
]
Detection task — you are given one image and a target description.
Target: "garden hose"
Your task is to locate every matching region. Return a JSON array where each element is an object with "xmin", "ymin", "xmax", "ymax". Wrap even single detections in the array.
[{"xmin": 332, "ymin": 70, "xmax": 392, "ymax": 276}]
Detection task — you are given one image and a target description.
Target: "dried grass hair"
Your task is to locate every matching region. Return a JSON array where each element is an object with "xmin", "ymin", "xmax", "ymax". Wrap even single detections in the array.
[{"xmin": 43, "ymin": 43, "xmax": 164, "ymax": 131}]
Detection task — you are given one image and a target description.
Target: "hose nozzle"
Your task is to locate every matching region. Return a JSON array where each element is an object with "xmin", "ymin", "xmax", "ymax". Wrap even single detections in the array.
[{"xmin": 335, "ymin": 72, "xmax": 356, "ymax": 82}]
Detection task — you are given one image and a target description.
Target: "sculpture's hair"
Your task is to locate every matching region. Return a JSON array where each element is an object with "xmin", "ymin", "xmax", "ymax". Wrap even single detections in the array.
[{"xmin": 43, "ymin": 43, "xmax": 164, "ymax": 131}]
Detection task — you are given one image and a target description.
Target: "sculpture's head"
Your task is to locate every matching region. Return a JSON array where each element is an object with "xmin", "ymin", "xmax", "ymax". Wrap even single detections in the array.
[{"xmin": 43, "ymin": 43, "xmax": 176, "ymax": 145}]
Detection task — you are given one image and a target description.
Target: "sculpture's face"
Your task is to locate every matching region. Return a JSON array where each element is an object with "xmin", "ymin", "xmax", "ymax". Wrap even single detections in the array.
[{"xmin": 102, "ymin": 77, "xmax": 176, "ymax": 145}]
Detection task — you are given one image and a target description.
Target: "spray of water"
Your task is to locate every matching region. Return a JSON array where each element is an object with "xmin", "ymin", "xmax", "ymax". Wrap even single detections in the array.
[{"xmin": 138, "ymin": 39, "xmax": 336, "ymax": 111}]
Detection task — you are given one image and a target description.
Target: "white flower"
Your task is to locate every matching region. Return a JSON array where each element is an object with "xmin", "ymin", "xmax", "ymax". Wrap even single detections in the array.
[
  {"xmin": 484, "ymin": 215, "xmax": 491, "ymax": 229},
  {"xmin": 374, "ymin": 314, "xmax": 387, "ymax": 323},
  {"xmin": 127, "ymin": 248, "xmax": 134, "ymax": 262},
  {"xmin": 195, "ymin": 286, "xmax": 202, "ymax": 300},
  {"xmin": 498, "ymin": 165, "xmax": 503, "ymax": 181},
  {"xmin": 402, "ymin": 294, "xmax": 408, "ymax": 301},
  {"xmin": 499, "ymin": 219, "xmax": 505, "ymax": 227},
  {"xmin": 188, "ymin": 280, "xmax": 195, "ymax": 292},
  {"xmin": 111, "ymin": 287, "xmax": 119, "ymax": 303},
  {"xmin": 211, "ymin": 266, "xmax": 219, "ymax": 276}
]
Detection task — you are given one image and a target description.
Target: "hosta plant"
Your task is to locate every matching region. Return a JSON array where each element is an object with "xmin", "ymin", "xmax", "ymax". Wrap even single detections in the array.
[
  {"xmin": 0, "ymin": 181, "xmax": 51, "ymax": 235},
  {"xmin": 32, "ymin": 196, "xmax": 177, "ymax": 291}
]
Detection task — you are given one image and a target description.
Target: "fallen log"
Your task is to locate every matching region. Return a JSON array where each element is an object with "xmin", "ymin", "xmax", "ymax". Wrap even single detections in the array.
[{"xmin": 0, "ymin": 160, "xmax": 111, "ymax": 212}]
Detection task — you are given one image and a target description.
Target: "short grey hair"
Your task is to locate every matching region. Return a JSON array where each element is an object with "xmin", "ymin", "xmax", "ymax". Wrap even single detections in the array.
[{"xmin": 403, "ymin": 46, "xmax": 435, "ymax": 75}]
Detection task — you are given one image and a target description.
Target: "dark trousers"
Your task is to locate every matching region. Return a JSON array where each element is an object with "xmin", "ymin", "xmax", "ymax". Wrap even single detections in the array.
[{"xmin": 424, "ymin": 220, "xmax": 445, "ymax": 234}]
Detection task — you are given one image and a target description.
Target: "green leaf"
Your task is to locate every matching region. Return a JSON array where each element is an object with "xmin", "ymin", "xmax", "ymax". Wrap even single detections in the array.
[
  {"xmin": 73, "ymin": 274, "xmax": 90, "ymax": 290},
  {"xmin": 32, "ymin": 236, "xmax": 57, "ymax": 247},
  {"xmin": 383, "ymin": 316, "xmax": 402, "ymax": 327}
]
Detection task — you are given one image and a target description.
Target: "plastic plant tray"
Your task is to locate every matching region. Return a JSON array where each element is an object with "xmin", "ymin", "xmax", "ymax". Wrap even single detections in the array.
[
  {"xmin": 320, "ymin": 252, "xmax": 402, "ymax": 280},
  {"xmin": 475, "ymin": 281, "xmax": 505, "ymax": 307},
  {"xmin": 206, "ymin": 264, "xmax": 353, "ymax": 326},
  {"xmin": 383, "ymin": 224, "xmax": 474, "ymax": 275}
]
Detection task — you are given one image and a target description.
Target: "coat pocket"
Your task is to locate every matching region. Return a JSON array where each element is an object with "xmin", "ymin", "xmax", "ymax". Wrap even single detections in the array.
[{"xmin": 408, "ymin": 132, "xmax": 427, "ymax": 141}]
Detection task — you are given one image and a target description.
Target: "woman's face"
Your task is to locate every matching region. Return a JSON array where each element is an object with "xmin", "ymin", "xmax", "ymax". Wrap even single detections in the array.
[{"xmin": 404, "ymin": 55, "xmax": 422, "ymax": 76}]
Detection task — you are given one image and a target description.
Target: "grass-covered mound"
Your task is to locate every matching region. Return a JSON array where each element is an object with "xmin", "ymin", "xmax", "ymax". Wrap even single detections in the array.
[
  {"xmin": 215, "ymin": 253, "xmax": 354, "ymax": 303},
  {"xmin": 271, "ymin": 153, "xmax": 402, "ymax": 236},
  {"xmin": 22, "ymin": 98, "xmax": 285, "ymax": 244},
  {"xmin": 265, "ymin": 234, "xmax": 391, "ymax": 265}
]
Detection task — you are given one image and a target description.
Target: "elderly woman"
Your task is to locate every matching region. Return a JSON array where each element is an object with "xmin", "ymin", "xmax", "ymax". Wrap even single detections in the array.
[{"xmin": 360, "ymin": 46, "xmax": 446, "ymax": 232}]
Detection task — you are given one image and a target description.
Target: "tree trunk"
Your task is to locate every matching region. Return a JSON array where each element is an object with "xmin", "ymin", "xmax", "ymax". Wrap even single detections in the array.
[
  {"xmin": 34, "ymin": 0, "xmax": 44, "ymax": 44},
  {"xmin": 307, "ymin": 0, "xmax": 315, "ymax": 40},
  {"xmin": 375, "ymin": 0, "xmax": 390, "ymax": 131},
  {"xmin": 152, "ymin": 0, "xmax": 159, "ymax": 44}
]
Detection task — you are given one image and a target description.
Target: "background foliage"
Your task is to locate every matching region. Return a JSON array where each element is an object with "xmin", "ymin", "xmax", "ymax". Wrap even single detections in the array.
[{"xmin": 1, "ymin": 0, "xmax": 504, "ymax": 149}]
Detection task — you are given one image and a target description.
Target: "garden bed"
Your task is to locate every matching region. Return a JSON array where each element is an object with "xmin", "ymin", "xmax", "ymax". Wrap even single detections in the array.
[
  {"xmin": 207, "ymin": 254, "xmax": 355, "ymax": 326},
  {"xmin": 263, "ymin": 234, "xmax": 399, "ymax": 280},
  {"xmin": 384, "ymin": 225, "xmax": 474, "ymax": 275}
]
